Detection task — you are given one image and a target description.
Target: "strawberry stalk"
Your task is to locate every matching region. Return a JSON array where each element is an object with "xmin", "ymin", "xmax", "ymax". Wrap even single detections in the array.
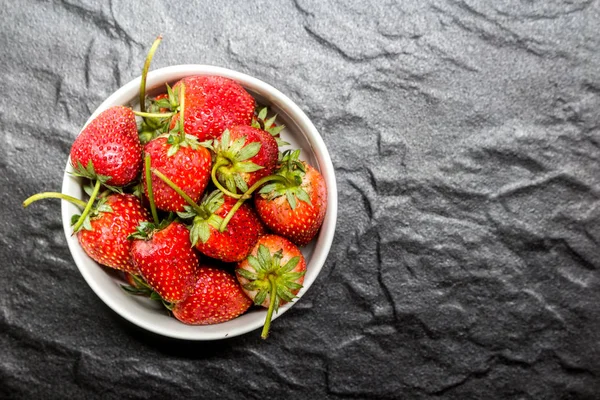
[
  {"xmin": 134, "ymin": 111, "xmax": 175, "ymax": 119},
  {"xmin": 144, "ymin": 154, "xmax": 159, "ymax": 224},
  {"xmin": 139, "ymin": 35, "xmax": 162, "ymax": 114},
  {"xmin": 218, "ymin": 174, "xmax": 290, "ymax": 232},
  {"xmin": 261, "ymin": 274, "xmax": 278, "ymax": 339},
  {"xmin": 211, "ymin": 159, "xmax": 243, "ymax": 199},
  {"xmin": 207, "ymin": 128, "xmax": 267, "ymax": 198},
  {"xmin": 72, "ymin": 179, "xmax": 102, "ymax": 232},
  {"xmin": 162, "ymin": 83, "xmax": 189, "ymax": 156},
  {"xmin": 178, "ymin": 84, "xmax": 185, "ymax": 140},
  {"xmin": 22, "ymin": 192, "xmax": 87, "ymax": 209}
]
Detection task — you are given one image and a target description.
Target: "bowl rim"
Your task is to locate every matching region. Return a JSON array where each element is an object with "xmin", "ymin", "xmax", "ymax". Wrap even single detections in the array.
[{"xmin": 60, "ymin": 64, "xmax": 338, "ymax": 340}]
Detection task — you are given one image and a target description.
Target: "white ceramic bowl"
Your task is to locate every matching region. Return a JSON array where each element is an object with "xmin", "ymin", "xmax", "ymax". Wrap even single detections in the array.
[{"xmin": 60, "ymin": 65, "xmax": 337, "ymax": 340}]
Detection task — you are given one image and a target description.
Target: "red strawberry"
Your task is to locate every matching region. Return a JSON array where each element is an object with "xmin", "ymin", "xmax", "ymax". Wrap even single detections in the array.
[
  {"xmin": 211, "ymin": 125, "xmax": 279, "ymax": 196},
  {"xmin": 236, "ymin": 234, "xmax": 306, "ymax": 339},
  {"xmin": 170, "ymin": 75, "xmax": 255, "ymax": 141},
  {"xmin": 143, "ymin": 134, "xmax": 211, "ymax": 212},
  {"xmin": 181, "ymin": 190, "xmax": 266, "ymax": 262},
  {"xmin": 172, "ymin": 266, "xmax": 252, "ymax": 325},
  {"xmin": 143, "ymin": 82, "xmax": 212, "ymax": 212},
  {"xmin": 130, "ymin": 221, "xmax": 199, "ymax": 303},
  {"xmin": 76, "ymin": 193, "xmax": 150, "ymax": 273},
  {"xmin": 70, "ymin": 106, "xmax": 142, "ymax": 187},
  {"xmin": 254, "ymin": 150, "xmax": 327, "ymax": 246}
]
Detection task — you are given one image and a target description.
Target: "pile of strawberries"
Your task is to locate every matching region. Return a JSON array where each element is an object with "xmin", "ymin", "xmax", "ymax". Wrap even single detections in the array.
[{"xmin": 24, "ymin": 37, "xmax": 327, "ymax": 339}]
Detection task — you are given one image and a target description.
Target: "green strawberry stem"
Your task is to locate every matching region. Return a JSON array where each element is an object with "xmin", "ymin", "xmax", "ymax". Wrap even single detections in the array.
[
  {"xmin": 261, "ymin": 274, "xmax": 278, "ymax": 339},
  {"xmin": 218, "ymin": 174, "xmax": 290, "ymax": 232},
  {"xmin": 139, "ymin": 35, "xmax": 162, "ymax": 114},
  {"xmin": 133, "ymin": 111, "xmax": 175, "ymax": 119},
  {"xmin": 151, "ymin": 169, "xmax": 203, "ymax": 215},
  {"xmin": 22, "ymin": 192, "xmax": 87, "ymax": 209},
  {"xmin": 178, "ymin": 84, "xmax": 185, "ymax": 140},
  {"xmin": 144, "ymin": 154, "xmax": 159, "ymax": 224},
  {"xmin": 211, "ymin": 159, "xmax": 242, "ymax": 199},
  {"xmin": 72, "ymin": 180, "xmax": 102, "ymax": 232}
]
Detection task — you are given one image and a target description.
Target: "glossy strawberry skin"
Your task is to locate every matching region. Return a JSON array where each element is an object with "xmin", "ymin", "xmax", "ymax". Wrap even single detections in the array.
[
  {"xmin": 171, "ymin": 75, "xmax": 255, "ymax": 141},
  {"xmin": 130, "ymin": 221, "xmax": 199, "ymax": 303},
  {"xmin": 172, "ymin": 266, "xmax": 252, "ymax": 325},
  {"xmin": 70, "ymin": 106, "xmax": 142, "ymax": 186},
  {"xmin": 143, "ymin": 135, "xmax": 211, "ymax": 212},
  {"xmin": 220, "ymin": 125, "xmax": 279, "ymax": 189},
  {"xmin": 255, "ymin": 163, "xmax": 327, "ymax": 246},
  {"xmin": 236, "ymin": 234, "xmax": 306, "ymax": 308},
  {"xmin": 78, "ymin": 194, "xmax": 150, "ymax": 273},
  {"xmin": 195, "ymin": 196, "xmax": 266, "ymax": 263}
]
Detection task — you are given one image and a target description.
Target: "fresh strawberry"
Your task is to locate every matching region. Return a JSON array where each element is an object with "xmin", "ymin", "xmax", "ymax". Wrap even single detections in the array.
[
  {"xmin": 211, "ymin": 126, "xmax": 279, "ymax": 196},
  {"xmin": 130, "ymin": 221, "xmax": 199, "ymax": 303},
  {"xmin": 70, "ymin": 106, "xmax": 142, "ymax": 187},
  {"xmin": 143, "ymin": 134, "xmax": 211, "ymax": 212},
  {"xmin": 172, "ymin": 266, "xmax": 252, "ymax": 325},
  {"xmin": 76, "ymin": 193, "xmax": 149, "ymax": 273},
  {"xmin": 75, "ymin": 193, "xmax": 150, "ymax": 273},
  {"xmin": 143, "ymin": 84, "xmax": 212, "ymax": 213},
  {"xmin": 254, "ymin": 150, "xmax": 327, "ymax": 246},
  {"xmin": 178, "ymin": 190, "xmax": 266, "ymax": 262},
  {"xmin": 236, "ymin": 234, "xmax": 306, "ymax": 339},
  {"xmin": 170, "ymin": 75, "xmax": 255, "ymax": 141}
]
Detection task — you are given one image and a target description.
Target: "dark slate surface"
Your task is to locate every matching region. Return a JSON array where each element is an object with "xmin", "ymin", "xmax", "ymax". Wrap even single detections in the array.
[{"xmin": 2, "ymin": 0, "xmax": 600, "ymax": 398}]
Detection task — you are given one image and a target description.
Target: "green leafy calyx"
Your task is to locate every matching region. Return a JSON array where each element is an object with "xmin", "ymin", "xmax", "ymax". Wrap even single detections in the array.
[
  {"xmin": 127, "ymin": 219, "xmax": 170, "ymax": 240},
  {"xmin": 70, "ymin": 160, "xmax": 123, "ymax": 193},
  {"xmin": 212, "ymin": 129, "xmax": 263, "ymax": 194},
  {"xmin": 257, "ymin": 149, "xmax": 311, "ymax": 210},
  {"xmin": 236, "ymin": 244, "xmax": 305, "ymax": 312},
  {"xmin": 176, "ymin": 190, "xmax": 225, "ymax": 246},
  {"xmin": 252, "ymin": 107, "xmax": 288, "ymax": 147}
]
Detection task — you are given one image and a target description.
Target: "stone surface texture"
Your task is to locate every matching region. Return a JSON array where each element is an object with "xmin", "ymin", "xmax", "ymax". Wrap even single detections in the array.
[{"xmin": 2, "ymin": 0, "xmax": 600, "ymax": 399}]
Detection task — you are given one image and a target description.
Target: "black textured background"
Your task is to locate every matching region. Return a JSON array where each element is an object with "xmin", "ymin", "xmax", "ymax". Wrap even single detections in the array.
[{"xmin": 2, "ymin": 1, "xmax": 600, "ymax": 399}]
